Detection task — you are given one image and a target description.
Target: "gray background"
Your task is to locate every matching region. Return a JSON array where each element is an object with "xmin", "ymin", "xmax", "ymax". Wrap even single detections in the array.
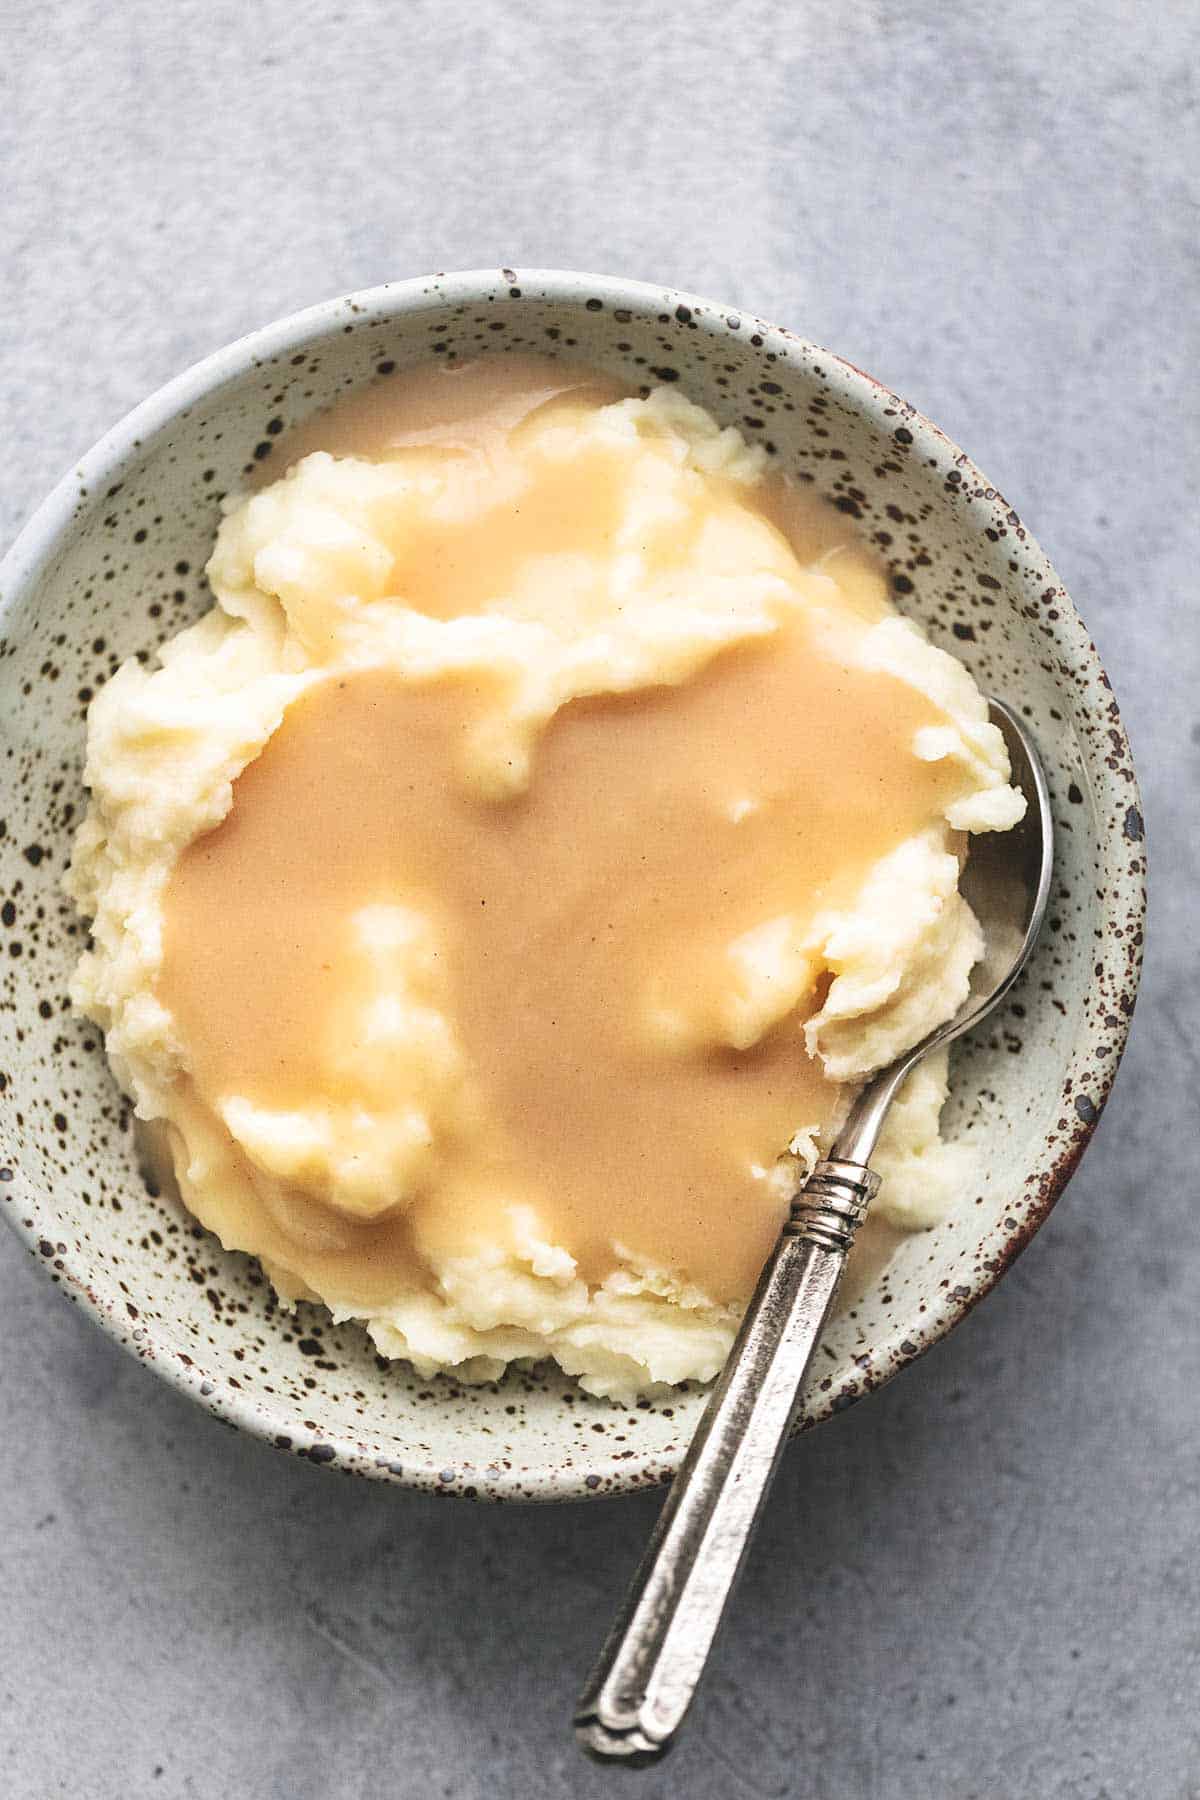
[{"xmin": 0, "ymin": 1, "xmax": 1195, "ymax": 1795}]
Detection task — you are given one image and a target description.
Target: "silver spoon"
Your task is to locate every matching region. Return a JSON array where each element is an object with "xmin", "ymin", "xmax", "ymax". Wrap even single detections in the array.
[{"xmin": 574, "ymin": 698, "xmax": 1054, "ymax": 1766}]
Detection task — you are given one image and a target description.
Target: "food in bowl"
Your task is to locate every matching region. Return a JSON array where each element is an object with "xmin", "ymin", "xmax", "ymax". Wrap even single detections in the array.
[{"xmin": 65, "ymin": 353, "xmax": 1024, "ymax": 1400}]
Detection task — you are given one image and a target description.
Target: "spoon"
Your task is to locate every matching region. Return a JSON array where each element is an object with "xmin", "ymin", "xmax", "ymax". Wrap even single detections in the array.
[{"xmin": 574, "ymin": 698, "xmax": 1054, "ymax": 1765}]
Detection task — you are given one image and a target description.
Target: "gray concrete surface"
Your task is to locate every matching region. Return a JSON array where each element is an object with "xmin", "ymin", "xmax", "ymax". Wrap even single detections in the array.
[{"xmin": 1, "ymin": 2, "xmax": 1196, "ymax": 1794}]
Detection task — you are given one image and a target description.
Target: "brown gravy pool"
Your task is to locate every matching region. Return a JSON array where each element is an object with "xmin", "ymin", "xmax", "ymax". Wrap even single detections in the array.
[{"xmin": 160, "ymin": 358, "xmax": 960, "ymax": 1305}]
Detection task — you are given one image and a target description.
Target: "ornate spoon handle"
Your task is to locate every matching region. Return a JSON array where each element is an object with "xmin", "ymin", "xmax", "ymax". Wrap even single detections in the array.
[{"xmin": 574, "ymin": 1159, "xmax": 879, "ymax": 1764}]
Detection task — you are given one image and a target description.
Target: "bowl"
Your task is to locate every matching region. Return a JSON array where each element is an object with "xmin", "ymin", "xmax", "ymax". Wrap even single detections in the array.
[{"xmin": 0, "ymin": 270, "xmax": 1145, "ymax": 1499}]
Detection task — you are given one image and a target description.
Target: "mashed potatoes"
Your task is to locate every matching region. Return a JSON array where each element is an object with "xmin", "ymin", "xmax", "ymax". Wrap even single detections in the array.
[{"xmin": 67, "ymin": 364, "xmax": 1023, "ymax": 1400}]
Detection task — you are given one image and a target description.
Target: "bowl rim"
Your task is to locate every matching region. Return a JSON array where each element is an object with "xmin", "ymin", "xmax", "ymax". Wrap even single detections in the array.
[{"xmin": 0, "ymin": 268, "xmax": 1146, "ymax": 1500}]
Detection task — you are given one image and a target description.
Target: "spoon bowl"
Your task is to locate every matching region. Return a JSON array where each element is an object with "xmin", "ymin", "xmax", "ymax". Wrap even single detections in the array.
[
  {"xmin": 833, "ymin": 699, "xmax": 1055, "ymax": 1168},
  {"xmin": 960, "ymin": 701, "xmax": 1056, "ymax": 1000}
]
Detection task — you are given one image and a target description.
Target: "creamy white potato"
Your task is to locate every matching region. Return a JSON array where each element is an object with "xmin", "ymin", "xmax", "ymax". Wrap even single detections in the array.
[{"xmin": 67, "ymin": 366, "xmax": 1023, "ymax": 1400}]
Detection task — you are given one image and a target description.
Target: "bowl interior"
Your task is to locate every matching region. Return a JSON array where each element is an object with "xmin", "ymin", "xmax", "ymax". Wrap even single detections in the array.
[{"xmin": 0, "ymin": 273, "xmax": 1144, "ymax": 1497}]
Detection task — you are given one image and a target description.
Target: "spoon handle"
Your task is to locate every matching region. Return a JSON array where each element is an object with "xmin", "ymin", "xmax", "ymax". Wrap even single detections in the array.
[{"xmin": 574, "ymin": 1159, "xmax": 879, "ymax": 1765}]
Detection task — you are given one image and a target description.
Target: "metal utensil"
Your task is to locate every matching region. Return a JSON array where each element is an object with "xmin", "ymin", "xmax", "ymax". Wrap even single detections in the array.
[{"xmin": 574, "ymin": 698, "xmax": 1054, "ymax": 1765}]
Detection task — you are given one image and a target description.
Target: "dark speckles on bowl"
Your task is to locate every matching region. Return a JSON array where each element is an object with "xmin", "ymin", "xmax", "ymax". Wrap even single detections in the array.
[{"xmin": 0, "ymin": 271, "xmax": 1145, "ymax": 1500}]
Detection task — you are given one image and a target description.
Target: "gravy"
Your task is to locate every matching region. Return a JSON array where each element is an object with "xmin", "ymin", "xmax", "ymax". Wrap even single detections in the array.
[{"xmin": 159, "ymin": 360, "xmax": 962, "ymax": 1304}]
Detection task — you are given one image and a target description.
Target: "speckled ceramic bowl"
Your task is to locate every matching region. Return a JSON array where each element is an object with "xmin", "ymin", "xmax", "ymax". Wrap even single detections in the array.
[{"xmin": 0, "ymin": 271, "xmax": 1144, "ymax": 1500}]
